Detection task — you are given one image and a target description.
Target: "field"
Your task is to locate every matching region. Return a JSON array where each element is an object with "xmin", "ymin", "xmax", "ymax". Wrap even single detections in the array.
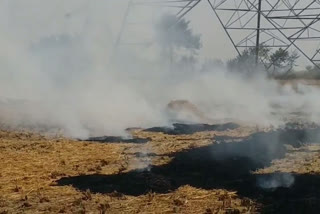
[{"xmin": 1, "ymin": 122, "xmax": 320, "ymax": 214}]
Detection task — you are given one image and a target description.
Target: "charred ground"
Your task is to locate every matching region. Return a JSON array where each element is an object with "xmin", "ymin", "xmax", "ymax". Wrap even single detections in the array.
[{"xmin": 1, "ymin": 123, "xmax": 320, "ymax": 213}]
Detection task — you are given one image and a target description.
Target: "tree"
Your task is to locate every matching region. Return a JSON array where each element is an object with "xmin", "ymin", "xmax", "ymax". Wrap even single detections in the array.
[
  {"xmin": 268, "ymin": 48, "xmax": 299, "ymax": 75},
  {"xmin": 155, "ymin": 14, "xmax": 202, "ymax": 70},
  {"xmin": 227, "ymin": 46, "xmax": 299, "ymax": 77},
  {"xmin": 155, "ymin": 14, "xmax": 201, "ymax": 52},
  {"xmin": 227, "ymin": 47, "xmax": 268, "ymax": 74},
  {"xmin": 200, "ymin": 59, "xmax": 225, "ymax": 72},
  {"xmin": 306, "ymin": 64, "xmax": 320, "ymax": 73},
  {"xmin": 304, "ymin": 64, "xmax": 320, "ymax": 79}
]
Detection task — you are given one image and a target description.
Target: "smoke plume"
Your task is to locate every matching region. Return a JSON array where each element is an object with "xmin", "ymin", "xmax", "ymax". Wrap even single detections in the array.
[
  {"xmin": 257, "ymin": 173, "xmax": 295, "ymax": 190},
  {"xmin": 1, "ymin": 1, "xmax": 320, "ymax": 138}
]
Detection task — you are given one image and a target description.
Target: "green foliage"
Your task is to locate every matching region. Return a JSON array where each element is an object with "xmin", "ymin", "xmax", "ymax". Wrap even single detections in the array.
[
  {"xmin": 268, "ymin": 48, "xmax": 299, "ymax": 75},
  {"xmin": 306, "ymin": 64, "xmax": 320, "ymax": 73},
  {"xmin": 227, "ymin": 47, "xmax": 265, "ymax": 74},
  {"xmin": 297, "ymin": 64, "xmax": 320, "ymax": 79},
  {"xmin": 155, "ymin": 14, "xmax": 202, "ymax": 52},
  {"xmin": 227, "ymin": 46, "xmax": 299, "ymax": 76},
  {"xmin": 155, "ymin": 14, "xmax": 202, "ymax": 71}
]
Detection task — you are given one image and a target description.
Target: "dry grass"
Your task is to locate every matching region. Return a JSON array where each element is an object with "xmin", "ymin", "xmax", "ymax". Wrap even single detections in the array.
[{"xmin": 1, "ymin": 125, "xmax": 320, "ymax": 213}]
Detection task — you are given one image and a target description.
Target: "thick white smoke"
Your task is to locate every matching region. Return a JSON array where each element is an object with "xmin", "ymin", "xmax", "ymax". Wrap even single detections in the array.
[{"xmin": 1, "ymin": 1, "xmax": 320, "ymax": 138}]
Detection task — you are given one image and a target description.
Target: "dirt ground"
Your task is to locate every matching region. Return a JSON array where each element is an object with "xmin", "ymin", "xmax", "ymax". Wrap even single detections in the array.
[{"xmin": 1, "ymin": 123, "xmax": 320, "ymax": 214}]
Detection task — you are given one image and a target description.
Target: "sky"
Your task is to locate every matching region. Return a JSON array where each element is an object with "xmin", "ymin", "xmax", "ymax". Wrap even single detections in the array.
[
  {"xmin": 113, "ymin": 0, "xmax": 239, "ymax": 61},
  {"xmin": 183, "ymin": 0, "xmax": 238, "ymax": 61},
  {"xmin": 0, "ymin": 0, "xmax": 237, "ymax": 62},
  {"xmin": 1, "ymin": 0, "xmax": 318, "ymax": 66}
]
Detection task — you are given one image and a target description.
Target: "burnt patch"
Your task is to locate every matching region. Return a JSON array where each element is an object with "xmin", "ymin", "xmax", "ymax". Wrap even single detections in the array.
[
  {"xmin": 84, "ymin": 136, "xmax": 151, "ymax": 144},
  {"xmin": 278, "ymin": 127, "xmax": 320, "ymax": 147},
  {"xmin": 58, "ymin": 171, "xmax": 173, "ymax": 196},
  {"xmin": 144, "ymin": 122, "xmax": 239, "ymax": 135},
  {"xmin": 58, "ymin": 126, "xmax": 320, "ymax": 213},
  {"xmin": 256, "ymin": 173, "xmax": 320, "ymax": 214}
]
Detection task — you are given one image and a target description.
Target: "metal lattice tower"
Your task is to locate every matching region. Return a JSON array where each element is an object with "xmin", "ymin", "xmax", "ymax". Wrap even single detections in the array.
[
  {"xmin": 115, "ymin": 0, "xmax": 320, "ymax": 69},
  {"xmin": 113, "ymin": 0, "xmax": 201, "ymax": 52},
  {"xmin": 210, "ymin": 0, "xmax": 320, "ymax": 69}
]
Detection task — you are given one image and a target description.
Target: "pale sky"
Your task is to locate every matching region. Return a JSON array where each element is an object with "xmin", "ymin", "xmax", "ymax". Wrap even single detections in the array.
[
  {"xmin": 0, "ymin": 0, "xmax": 237, "ymax": 62},
  {"xmin": 184, "ymin": 1, "xmax": 238, "ymax": 61},
  {"xmin": 0, "ymin": 0, "xmax": 317, "ymax": 66}
]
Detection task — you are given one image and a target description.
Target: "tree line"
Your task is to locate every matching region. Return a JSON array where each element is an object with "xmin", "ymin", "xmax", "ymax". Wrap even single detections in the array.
[{"xmin": 155, "ymin": 14, "xmax": 320, "ymax": 79}]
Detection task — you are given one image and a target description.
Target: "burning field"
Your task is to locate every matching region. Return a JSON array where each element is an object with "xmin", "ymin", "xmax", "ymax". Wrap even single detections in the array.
[
  {"xmin": 1, "ymin": 121, "xmax": 320, "ymax": 214},
  {"xmin": 2, "ymin": 2, "xmax": 320, "ymax": 213}
]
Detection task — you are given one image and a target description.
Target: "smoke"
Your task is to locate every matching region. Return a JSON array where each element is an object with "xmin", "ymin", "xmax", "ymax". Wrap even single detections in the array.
[
  {"xmin": 1, "ymin": 1, "xmax": 320, "ymax": 138},
  {"xmin": 257, "ymin": 173, "xmax": 295, "ymax": 190}
]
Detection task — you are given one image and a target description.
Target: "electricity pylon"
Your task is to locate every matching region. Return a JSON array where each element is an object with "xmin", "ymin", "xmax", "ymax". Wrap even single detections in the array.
[{"xmin": 115, "ymin": 0, "xmax": 320, "ymax": 69}]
